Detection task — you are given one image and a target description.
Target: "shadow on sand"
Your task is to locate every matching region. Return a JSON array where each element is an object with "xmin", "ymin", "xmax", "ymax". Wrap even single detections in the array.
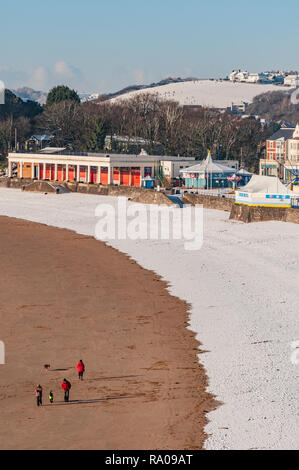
[
  {"xmin": 43, "ymin": 395, "xmax": 137, "ymax": 406},
  {"xmin": 90, "ymin": 375, "xmax": 142, "ymax": 381}
]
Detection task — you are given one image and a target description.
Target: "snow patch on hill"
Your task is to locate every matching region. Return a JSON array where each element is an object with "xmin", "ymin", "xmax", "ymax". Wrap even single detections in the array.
[{"xmin": 111, "ymin": 80, "xmax": 289, "ymax": 108}]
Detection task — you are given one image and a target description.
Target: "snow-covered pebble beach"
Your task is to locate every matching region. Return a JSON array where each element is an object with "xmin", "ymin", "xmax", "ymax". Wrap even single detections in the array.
[{"xmin": 0, "ymin": 188, "xmax": 298, "ymax": 450}]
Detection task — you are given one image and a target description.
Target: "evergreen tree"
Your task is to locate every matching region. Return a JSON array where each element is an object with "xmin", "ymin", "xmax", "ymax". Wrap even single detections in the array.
[
  {"xmin": 87, "ymin": 118, "xmax": 108, "ymax": 151},
  {"xmin": 46, "ymin": 85, "xmax": 80, "ymax": 106}
]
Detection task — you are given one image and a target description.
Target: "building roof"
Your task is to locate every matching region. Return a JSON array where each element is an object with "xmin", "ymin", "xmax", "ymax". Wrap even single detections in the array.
[
  {"xmin": 268, "ymin": 128, "xmax": 295, "ymax": 141},
  {"xmin": 38, "ymin": 147, "xmax": 67, "ymax": 154},
  {"xmin": 107, "ymin": 135, "xmax": 159, "ymax": 145},
  {"xmin": 180, "ymin": 151, "xmax": 235, "ymax": 174},
  {"xmin": 30, "ymin": 134, "xmax": 53, "ymax": 142},
  {"xmin": 240, "ymin": 175, "xmax": 294, "ymax": 194},
  {"xmin": 85, "ymin": 152, "xmax": 195, "ymax": 162},
  {"xmin": 8, "ymin": 151, "xmax": 195, "ymax": 165}
]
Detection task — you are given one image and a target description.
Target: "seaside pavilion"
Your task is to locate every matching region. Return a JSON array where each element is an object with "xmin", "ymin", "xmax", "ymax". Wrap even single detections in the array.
[
  {"xmin": 7, "ymin": 148, "xmax": 195, "ymax": 187},
  {"xmin": 180, "ymin": 151, "xmax": 236, "ymax": 189}
]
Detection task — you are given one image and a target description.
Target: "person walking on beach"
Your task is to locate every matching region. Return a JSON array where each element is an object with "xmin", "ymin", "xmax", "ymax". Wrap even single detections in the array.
[
  {"xmin": 49, "ymin": 390, "xmax": 54, "ymax": 404},
  {"xmin": 61, "ymin": 379, "xmax": 71, "ymax": 402},
  {"xmin": 77, "ymin": 360, "xmax": 85, "ymax": 380},
  {"xmin": 35, "ymin": 385, "xmax": 43, "ymax": 406}
]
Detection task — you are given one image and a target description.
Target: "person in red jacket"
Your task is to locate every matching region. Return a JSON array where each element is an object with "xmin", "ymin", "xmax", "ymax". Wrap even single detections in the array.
[
  {"xmin": 77, "ymin": 359, "xmax": 85, "ymax": 380},
  {"xmin": 61, "ymin": 378, "xmax": 71, "ymax": 402}
]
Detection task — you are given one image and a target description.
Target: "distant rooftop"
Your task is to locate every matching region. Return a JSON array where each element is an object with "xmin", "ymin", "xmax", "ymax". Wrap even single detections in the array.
[
  {"xmin": 38, "ymin": 147, "xmax": 67, "ymax": 154},
  {"xmin": 268, "ymin": 128, "xmax": 295, "ymax": 140},
  {"xmin": 30, "ymin": 134, "xmax": 53, "ymax": 142}
]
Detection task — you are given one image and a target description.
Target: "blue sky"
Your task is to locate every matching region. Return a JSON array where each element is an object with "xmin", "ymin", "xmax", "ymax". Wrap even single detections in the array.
[{"xmin": 1, "ymin": 0, "xmax": 298, "ymax": 93}]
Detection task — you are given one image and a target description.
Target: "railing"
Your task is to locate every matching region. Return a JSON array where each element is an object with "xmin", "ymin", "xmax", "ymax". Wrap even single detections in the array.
[
  {"xmin": 10, "ymin": 150, "xmax": 90, "ymax": 157},
  {"xmin": 175, "ymin": 188, "xmax": 235, "ymax": 198},
  {"xmin": 291, "ymin": 197, "xmax": 299, "ymax": 209}
]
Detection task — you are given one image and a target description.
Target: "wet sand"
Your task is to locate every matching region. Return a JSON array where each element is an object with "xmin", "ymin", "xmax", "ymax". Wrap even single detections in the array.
[{"xmin": 0, "ymin": 216, "xmax": 214, "ymax": 450}]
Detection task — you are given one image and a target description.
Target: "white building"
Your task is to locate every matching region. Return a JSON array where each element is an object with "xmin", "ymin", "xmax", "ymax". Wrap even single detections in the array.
[
  {"xmin": 229, "ymin": 70, "xmax": 291, "ymax": 84},
  {"xmin": 7, "ymin": 149, "xmax": 195, "ymax": 187},
  {"xmin": 229, "ymin": 70, "xmax": 249, "ymax": 82},
  {"xmin": 246, "ymin": 73, "xmax": 260, "ymax": 83},
  {"xmin": 247, "ymin": 72, "xmax": 270, "ymax": 83},
  {"xmin": 285, "ymin": 124, "xmax": 299, "ymax": 179},
  {"xmin": 284, "ymin": 75, "xmax": 299, "ymax": 86},
  {"xmin": 235, "ymin": 175, "xmax": 294, "ymax": 207}
]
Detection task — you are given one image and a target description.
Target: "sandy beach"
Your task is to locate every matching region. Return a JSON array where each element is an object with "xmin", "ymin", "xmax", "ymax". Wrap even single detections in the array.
[{"xmin": 0, "ymin": 215, "xmax": 212, "ymax": 450}]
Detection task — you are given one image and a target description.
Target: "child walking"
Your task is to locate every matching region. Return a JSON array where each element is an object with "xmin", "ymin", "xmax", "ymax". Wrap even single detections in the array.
[{"xmin": 49, "ymin": 390, "xmax": 54, "ymax": 404}]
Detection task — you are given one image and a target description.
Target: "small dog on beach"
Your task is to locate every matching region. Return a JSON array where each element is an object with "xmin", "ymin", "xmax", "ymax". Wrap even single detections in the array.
[{"xmin": 44, "ymin": 364, "xmax": 51, "ymax": 371}]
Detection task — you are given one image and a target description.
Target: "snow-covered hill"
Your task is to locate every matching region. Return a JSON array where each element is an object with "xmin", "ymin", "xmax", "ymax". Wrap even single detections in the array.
[
  {"xmin": 110, "ymin": 80, "xmax": 289, "ymax": 108},
  {"xmin": 13, "ymin": 87, "xmax": 47, "ymax": 105}
]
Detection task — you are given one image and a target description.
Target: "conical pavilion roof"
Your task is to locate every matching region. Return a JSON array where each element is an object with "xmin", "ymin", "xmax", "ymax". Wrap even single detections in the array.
[
  {"xmin": 181, "ymin": 151, "xmax": 234, "ymax": 174},
  {"xmin": 292, "ymin": 123, "xmax": 299, "ymax": 140}
]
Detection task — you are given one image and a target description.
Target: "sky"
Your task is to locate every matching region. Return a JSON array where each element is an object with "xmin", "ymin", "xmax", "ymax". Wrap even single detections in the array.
[{"xmin": 1, "ymin": 0, "xmax": 298, "ymax": 94}]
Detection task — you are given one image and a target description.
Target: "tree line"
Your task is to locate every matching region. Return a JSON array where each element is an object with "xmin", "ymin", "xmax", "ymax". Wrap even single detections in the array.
[
  {"xmin": 0, "ymin": 85, "xmax": 280, "ymax": 172},
  {"xmin": 247, "ymin": 90, "xmax": 299, "ymax": 124}
]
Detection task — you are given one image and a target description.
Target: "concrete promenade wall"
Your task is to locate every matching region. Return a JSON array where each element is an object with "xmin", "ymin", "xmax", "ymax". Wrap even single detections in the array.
[
  {"xmin": 183, "ymin": 193, "xmax": 234, "ymax": 211},
  {"xmin": 181, "ymin": 191, "xmax": 299, "ymax": 225},
  {"xmin": 3, "ymin": 178, "xmax": 299, "ymax": 222},
  {"xmin": 230, "ymin": 203, "xmax": 299, "ymax": 224},
  {"xmin": 0, "ymin": 178, "xmax": 173, "ymax": 206},
  {"xmin": 286, "ymin": 208, "xmax": 299, "ymax": 224},
  {"xmin": 0, "ymin": 177, "xmax": 33, "ymax": 188},
  {"xmin": 22, "ymin": 181, "xmax": 58, "ymax": 193}
]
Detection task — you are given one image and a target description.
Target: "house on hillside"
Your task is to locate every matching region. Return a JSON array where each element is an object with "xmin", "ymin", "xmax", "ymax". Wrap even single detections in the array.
[
  {"xmin": 228, "ymin": 101, "xmax": 248, "ymax": 114},
  {"xmin": 104, "ymin": 134, "xmax": 162, "ymax": 155},
  {"xmin": 229, "ymin": 70, "xmax": 249, "ymax": 82},
  {"xmin": 284, "ymin": 75, "xmax": 299, "ymax": 86},
  {"xmin": 25, "ymin": 134, "xmax": 54, "ymax": 152},
  {"xmin": 259, "ymin": 124, "xmax": 299, "ymax": 180}
]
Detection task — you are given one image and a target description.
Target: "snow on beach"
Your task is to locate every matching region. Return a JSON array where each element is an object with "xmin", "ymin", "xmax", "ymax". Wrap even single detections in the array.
[
  {"xmin": 111, "ymin": 80, "xmax": 288, "ymax": 108},
  {"xmin": 0, "ymin": 188, "xmax": 298, "ymax": 450}
]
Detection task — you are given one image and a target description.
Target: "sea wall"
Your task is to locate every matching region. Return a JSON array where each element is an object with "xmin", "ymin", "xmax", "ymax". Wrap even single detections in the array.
[
  {"xmin": 229, "ymin": 203, "xmax": 286, "ymax": 223},
  {"xmin": 0, "ymin": 177, "xmax": 32, "ymax": 188},
  {"xmin": 0, "ymin": 178, "xmax": 173, "ymax": 206},
  {"xmin": 183, "ymin": 193, "xmax": 234, "ymax": 211},
  {"xmin": 64, "ymin": 182, "xmax": 174, "ymax": 205},
  {"xmin": 285, "ymin": 208, "xmax": 299, "ymax": 224},
  {"xmin": 230, "ymin": 203, "xmax": 299, "ymax": 224},
  {"xmin": 22, "ymin": 181, "xmax": 58, "ymax": 193},
  {"xmin": 181, "ymin": 190, "xmax": 299, "ymax": 225}
]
